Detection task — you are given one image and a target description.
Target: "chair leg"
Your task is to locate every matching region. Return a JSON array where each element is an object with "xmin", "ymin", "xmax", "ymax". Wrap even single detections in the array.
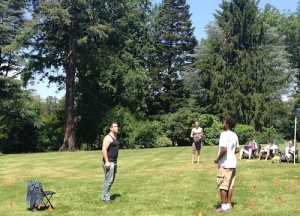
[{"xmin": 44, "ymin": 194, "xmax": 55, "ymax": 209}]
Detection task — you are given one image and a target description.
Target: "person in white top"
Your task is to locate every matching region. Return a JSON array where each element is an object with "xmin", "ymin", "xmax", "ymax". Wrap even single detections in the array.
[
  {"xmin": 258, "ymin": 139, "xmax": 278, "ymax": 160},
  {"xmin": 285, "ymin": 140, "xmax": 295, "ymax": 162},
  {"xmin": 214, "ymin": 117, "xmax": 239, "ymax": 213},
  {"xmin": 190, "ymin": 121, "xmax": 204, "ymax": 164}
]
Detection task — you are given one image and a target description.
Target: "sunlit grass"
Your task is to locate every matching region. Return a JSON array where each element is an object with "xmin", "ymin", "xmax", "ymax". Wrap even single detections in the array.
[{"xmin": 0, "ymin": 146, "xmax": 299, "ymax": 215}]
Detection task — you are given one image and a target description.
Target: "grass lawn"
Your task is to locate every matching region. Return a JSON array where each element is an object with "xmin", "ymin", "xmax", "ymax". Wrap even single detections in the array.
[{"xmin": 0, "ymin": 146, "xmax": 300, "ymax": 216}]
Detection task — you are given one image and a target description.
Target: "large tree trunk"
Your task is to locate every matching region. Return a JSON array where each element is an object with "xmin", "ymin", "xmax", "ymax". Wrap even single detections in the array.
[{"xmin": 59, "ymin": 4, "xmax": 78, "ymax": 151}]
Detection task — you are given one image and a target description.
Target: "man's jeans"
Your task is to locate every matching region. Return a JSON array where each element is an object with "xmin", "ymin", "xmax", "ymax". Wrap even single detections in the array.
[{"xmin": 102, "ymin": 162, "xmax": 117, "ymax": 201}]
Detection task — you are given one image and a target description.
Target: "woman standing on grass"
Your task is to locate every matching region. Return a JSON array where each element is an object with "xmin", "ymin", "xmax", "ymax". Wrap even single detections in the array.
[{"xmin": 190, "ymin": 121, "xmax": 203, "ymax": 164}]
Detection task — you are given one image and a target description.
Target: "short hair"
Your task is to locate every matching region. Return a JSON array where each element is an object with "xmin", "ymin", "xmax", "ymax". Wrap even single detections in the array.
[
  {"xmin": 225, "ymin": 117, "xmax": 236, "ymax": 130},
  {"xmin": 106, "ymin": 121, "xmax": 117, "ymax": 134}
]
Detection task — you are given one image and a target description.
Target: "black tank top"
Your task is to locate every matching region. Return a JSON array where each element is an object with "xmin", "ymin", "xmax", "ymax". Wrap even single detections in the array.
[{"xmin": 105, "ymin": 134, "xmax": 119, "ymax": 163}]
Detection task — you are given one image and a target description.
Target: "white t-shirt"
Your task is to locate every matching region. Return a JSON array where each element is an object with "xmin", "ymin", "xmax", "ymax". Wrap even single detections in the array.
[{"xmin": 217, "ymin": 130, "xmax": 239, "ymax": 168}]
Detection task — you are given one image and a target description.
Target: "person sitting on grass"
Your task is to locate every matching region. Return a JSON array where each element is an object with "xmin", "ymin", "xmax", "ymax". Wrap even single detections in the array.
[
  {"xmin": 258, "ymin": 139, "xmax": 278, "ymax": 161},
  {"xmin": 238, "ymin": 139, "xmax": 257, "ymax": 160},
  {"xmin": 285, "ymin": 140, "xmax": 295, "ymax": 162}
]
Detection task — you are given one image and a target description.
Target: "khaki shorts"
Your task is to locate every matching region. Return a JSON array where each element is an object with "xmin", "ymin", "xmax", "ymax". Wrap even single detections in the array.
[{"xmin": 216, "ymin": 167, "xmax": 236, "ymax": 190}]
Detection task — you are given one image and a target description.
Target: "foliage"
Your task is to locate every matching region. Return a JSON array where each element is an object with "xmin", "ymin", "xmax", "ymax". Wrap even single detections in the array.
[
  {"xmin": 159, "ymin": 107, "xmax": 200, "ymax": 146},
  {"xmin": 255, "ymin": 126, "xmax": 284, "ymax": 145},
  {"xmin": 234, "ymin": 124, "xmax": 256, "ymax": 145},
  {"xmin": 100, "ymin": 106, "xmax": 138, "ymax": 149},
  {"xmin": 154, "ymin": 135, "xmax": 172, "ymax": 147},
  {"xmin": 159, "ymin": 111, "xmax": 222, "ymax": 146},
  {"xmin": 0, "ymin": 77, "xmax": 40, "ymax": 153},
  {"xmin": 147, "ymin": 0, "xmax": 197, "ymax": 115},
  {"xmin": 36, "ymin": 97, "xmax": 64, "ymax": 151},
  {"xmin": 190, "ymin": 0, "xmax": 292, "ymax": 132},
  {"xmin": 127, "ymin": 120, "xmax": 163, "ymax": 148},
  {"xmin": 199, "ymin": 114, "xmax": 222, "ymax": 146},
  {"xmin": 37, "ymin": 113, "xmax": 63, "ymax": 151},
  {"xmin": 0, "ymin": 0, "xmax": 26, "ymax": 77}
]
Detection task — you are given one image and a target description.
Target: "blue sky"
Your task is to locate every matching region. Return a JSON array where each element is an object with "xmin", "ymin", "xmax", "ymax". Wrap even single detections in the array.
[{"xmin": 29, "ymin": 0, "xmax": 299, "ymax": 99}]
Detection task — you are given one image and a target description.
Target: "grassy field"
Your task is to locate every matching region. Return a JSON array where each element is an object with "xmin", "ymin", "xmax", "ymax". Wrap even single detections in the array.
[{"xmin": 0, "ymin": 146, "xmax": 299, "ymax": 216}]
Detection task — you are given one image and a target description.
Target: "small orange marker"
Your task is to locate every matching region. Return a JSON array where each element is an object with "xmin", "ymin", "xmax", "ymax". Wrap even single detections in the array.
[
  {"xmin": 277, "ymin": 196, "xmax": 282, "ymax": 201},
  {"xmin": 285, "ymin": 186, "xmax": 290, "ymax": 190},
  {"xmin": 274, "ymin": 180, "xmax": 279, "ymax": 185},
  {"xmin": 252, "ymin": 184, "xmax": 257, "ymax": 189},
  {"xmin": 9, "ymin": 202, "xmax": 14, "ymax": 208},
  {"xmin": 249, "ymin": 201, "xmax": 255, "ymax": 207},
  {"xmin": 48, "ymin": 206, "xmax": 53, "ymax": 212}
]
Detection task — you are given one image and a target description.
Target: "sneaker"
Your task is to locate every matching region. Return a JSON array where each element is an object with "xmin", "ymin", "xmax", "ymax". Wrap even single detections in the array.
[{"xmin": 216, "ymin": 205, "xmax": 230, "ymax": 213}]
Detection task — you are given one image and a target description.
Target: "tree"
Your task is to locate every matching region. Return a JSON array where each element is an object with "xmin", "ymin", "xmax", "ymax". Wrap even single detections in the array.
[
  {"xmin": 147, "ymin": 0, "xmax": 197, "ymax": 116},
  {"xmin": 21, "ymin": 0, "xmax": 120, "ymax": 150},
  {"xmin": 75, "ymin": 0, "xmax": 152, "ymax": 148},
  {"xmin": 0, "ymin": 77, "xmax": 40, "ymax": 153},
  {"xmin": 0, "ymin": 0, "xmax": 26, "ymax": 77},
  {"xmin": 22, "ymin": 0, "xmax": 154, "ymax": 150},
  {"xmin": 190, "ymin": 0, "xmax": 292, "ymax": 130}
]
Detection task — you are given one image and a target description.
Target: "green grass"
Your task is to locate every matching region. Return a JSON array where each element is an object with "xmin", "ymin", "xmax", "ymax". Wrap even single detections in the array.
[{"xmin": 0, "ymin": 146, "xmax": 300, "ymax": 216}]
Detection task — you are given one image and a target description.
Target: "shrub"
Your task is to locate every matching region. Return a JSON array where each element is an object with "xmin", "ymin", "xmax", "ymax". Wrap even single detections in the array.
[
  {"xmin": 199, "ymin": 114, "xmax": 222, "ymax": 146},
  {"xmin": 234, "ymin": 124, "xmax": 256, "ymax": 145},
  {"xmin": 154, "ymin": 135, "xmax": 172, "ymax": 148},
  {"xmin": 128, "ymin": 121, "xmax": 163, "ymax": 148},
  {"xmin": 255, "ymin": 127, "xmax": 284, "ymax": 145},
  {"xmin": 100, "ymin": 106, "xmax": 138, "ymax": 149},
  {"xmin": 160, "ymin": 107, "xmax": 200, "ymax": 146}
]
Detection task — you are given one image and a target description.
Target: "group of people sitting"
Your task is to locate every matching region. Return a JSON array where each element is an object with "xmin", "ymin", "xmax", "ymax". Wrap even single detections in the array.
[{"xmin": 238, "ymin": 138, "xmax": 296, "ymax": 162}]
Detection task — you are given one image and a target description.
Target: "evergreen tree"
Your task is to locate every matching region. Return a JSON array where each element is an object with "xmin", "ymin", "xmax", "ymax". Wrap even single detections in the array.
[
  {"xmin": 0, "ymin": 0, "xmax": 26, "ymax": 77},
  {"xmin": 147, "ymin": 0, "xmax": 197, "ymax": 116},
  {"xmin": 75, "ymin": 0, "xmax": 152, "ymax": 148},
  {"xmin": 191, "ymin": 0, "xmax": 292, "ymax": 130},
  {"xmin": 21, "ymin": 0, "xmax": 153, "ymax": 149}
]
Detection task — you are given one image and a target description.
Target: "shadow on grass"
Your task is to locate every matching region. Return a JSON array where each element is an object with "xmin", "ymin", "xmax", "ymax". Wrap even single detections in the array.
[
  {"xmin": 111, "ymin": 194, "xmax": 122, "ymax": 200},
  {"xmin": 27, "ymin": 205, "xmax": 54, "ymax": 212}
]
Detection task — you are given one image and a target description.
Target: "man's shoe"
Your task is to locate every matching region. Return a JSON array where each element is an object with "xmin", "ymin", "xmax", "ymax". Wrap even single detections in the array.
[{"xmin": 216, "ymin": 206, "xmax": 230, "ymax": 213}]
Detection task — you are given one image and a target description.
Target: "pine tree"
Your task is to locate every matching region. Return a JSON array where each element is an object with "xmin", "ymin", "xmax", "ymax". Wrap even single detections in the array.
[
  {"xmin": 191, "ymin": 0, "xmax": 292, "ymax": 130},
  {"xmin": 0, "ymin": 0, "xmax": 26, "ymax": 77},
  {"xmin": 147, "ymin": 0, "xmax": 197, "ymax": 116}
]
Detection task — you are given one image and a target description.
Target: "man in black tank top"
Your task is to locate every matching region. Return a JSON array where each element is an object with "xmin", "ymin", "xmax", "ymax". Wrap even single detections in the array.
[{"xmin": 101, "ymin": 122, "xmax": 119, "ymax": 202}]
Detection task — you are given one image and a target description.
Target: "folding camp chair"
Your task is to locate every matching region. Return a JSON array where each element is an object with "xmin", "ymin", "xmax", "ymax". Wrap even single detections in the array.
[
  {"xmin": 42, "ymin": 189, "xmax": 55, "ymax": 209},
  {"xmin": 26, "ymin": 180, "xmax": 55, "ymax": 211}
]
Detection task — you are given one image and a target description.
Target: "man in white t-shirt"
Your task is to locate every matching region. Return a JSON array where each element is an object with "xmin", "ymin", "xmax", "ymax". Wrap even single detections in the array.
[{"xmin": 214, "ymin": 117, "xmax": 239, "ymax": 213}]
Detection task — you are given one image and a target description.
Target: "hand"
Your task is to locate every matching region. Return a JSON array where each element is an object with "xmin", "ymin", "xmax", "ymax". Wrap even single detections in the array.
[
  {"xmin": 214, "ymin": 159, "xmax": 218, "ymax": 164},
  {"xmin": 105, "ymin": 162, "xmax": 110, "ymax": 169}
]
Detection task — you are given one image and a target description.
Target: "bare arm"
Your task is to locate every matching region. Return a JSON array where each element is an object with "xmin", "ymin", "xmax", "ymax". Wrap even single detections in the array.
[
  {"xmin": 214, "ymin": 147, "xmax": 227, "ymax": 163},
  {"xmin": 235, "ymin": 147, "xmax": 239, "ymax": 154},
  {"xmin": 190, "ymin": 128, "xmax": 194, "ymax": 138},
  {"xmin": 102, "ymin": 135, "xmax": 112, "ymax": 168}
]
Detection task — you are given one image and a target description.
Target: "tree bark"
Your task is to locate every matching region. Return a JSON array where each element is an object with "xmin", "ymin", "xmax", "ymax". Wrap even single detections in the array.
[{"xmin": 59, "ymin": 4, "xmax": 78, "ymax": 151}]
